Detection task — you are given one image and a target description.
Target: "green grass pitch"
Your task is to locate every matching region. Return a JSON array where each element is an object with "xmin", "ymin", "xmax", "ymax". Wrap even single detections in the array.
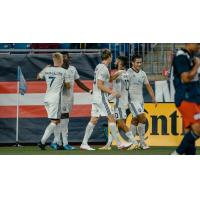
[{"xmin": 0, "ymin": 146, "xmax": 200, "ymax": 155}]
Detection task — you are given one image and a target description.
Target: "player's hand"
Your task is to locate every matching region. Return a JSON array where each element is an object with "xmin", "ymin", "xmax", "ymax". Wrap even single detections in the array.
[
  {"xmin": 117, "ymin": 70, "xmax": 125, "ymax": 75},
  {"xmin": 111, "ymin": 91, "xmax": 121, "ymax": 98},
  {"xmin": 152, "ymin": 97, "xmax": 157, "ymax": 107},
  {"xmin": 193, "ymin": 57, "xmax": 200, "ymax": 67}
]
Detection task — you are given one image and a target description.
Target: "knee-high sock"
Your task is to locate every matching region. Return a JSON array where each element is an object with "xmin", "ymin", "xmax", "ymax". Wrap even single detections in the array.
[
  {"xmin": 61, "ymin": 118, "xmax": 69, "ymax": 146},
  {"xmin": 41, "ymin": 123, "xmax": 57, "ymax": 144},
  {"xmin": 130, "ymin": 124, "xmax": 137, "ymax": 137},
  {"xmin": 53, "ymin": 123, "xmax": 62, "ymax": 145},
  {"xmin": 109, "ymin": 123, "xmax": 121, "ymax": 146},
  {"xmin": 176, "ymin": 131, "xmax": 199, "ymax": 155},
  {"xmin": 137, "ymin": 123, "xmax": 146, "ymax": 144},
  {"xmin": 106, "ymin": 134, "xmax": 113, "ymax": 146},
  {"xmin": 82, "ymin": 122, "xmax": 95, "ymax": 145},
  {"xmin": 125, "ymin": 131, "xmax": 138, "ymax": 144}
]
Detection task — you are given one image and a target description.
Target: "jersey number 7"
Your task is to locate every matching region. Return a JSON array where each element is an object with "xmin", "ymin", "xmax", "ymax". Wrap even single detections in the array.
[{"xmin": 49, "ymin": 76, "xmax": 56, "ymax": 87}]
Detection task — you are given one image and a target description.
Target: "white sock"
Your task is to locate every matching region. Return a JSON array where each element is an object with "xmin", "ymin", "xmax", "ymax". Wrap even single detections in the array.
[
  {"xmin": 41, "ymin": 123, "xmax": 57, "ymax": 144},
  {"xmin": 137, "ymin": 123, "xmax": 146, "ymax": 144},
  {"xmin": 61, "ymin": 118, "xmax": 69, "ymax": 146},
  {"xmin": 109, "ymin": 123, "xmax": 121, "ymax": 146},
  {"xmin": 106, "ymin": 134, "xmax": 113, "ymax": 146},
  {"xmin": 53, "ymin": 123, "xmax": 62, "ymax": 145},
  {"xmin": 82, "ymin": 122, "xmax": 95, "ymax": 145},
  {"xmin": 130, "ymin": 124, "xmax": 137, "ymax": 137},
  {"xmin": 125, "ymin": 131, "xmax": 138, "ymax": 144}
]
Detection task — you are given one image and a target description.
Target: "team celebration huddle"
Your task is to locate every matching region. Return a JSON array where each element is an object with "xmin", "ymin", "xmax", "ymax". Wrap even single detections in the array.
[
  {"xmin": 37, "ymin": 49, "xmax": 156, "ymax": 151},
  {"xmin": 36, "ymin": 44, "xmax": 200, "ymax": 154}
]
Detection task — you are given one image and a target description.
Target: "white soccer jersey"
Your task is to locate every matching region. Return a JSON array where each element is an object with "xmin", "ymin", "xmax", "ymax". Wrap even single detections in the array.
[
  {"xmin": 127, "ymin": 68, "xmax": 149, "ymax": 103},
  {"xmin": 92, "ymin": 63, "xmax": 110, "ymax": 103},
  {"xmin": 112, "ymin": 71, "xmax": 129, "ymax": 108},
  {"xmin": 62, "ymin": 65, "xmax": 80, "ymax": 104},
  {"xmin": 38, "ymin": 66, "xmax": 70, "ymax": 104}
]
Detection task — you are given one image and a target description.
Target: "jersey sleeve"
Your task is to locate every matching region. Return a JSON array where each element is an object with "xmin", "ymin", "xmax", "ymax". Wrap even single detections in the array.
[
  {"xmin": 143, "ymin": 72, "xmax": 149, "ymax": 85},
  {"xmin": 174, "ymin": 55, "xmax": 190, "ymax": 75},
  {"xmin": 97, "ymin": 67, "xmax": 109, "ymax": 82},
  {"xmin": 74, "ymin": 68, "xmax": 80, "ymax": 80},
  {"xmin": 38, "ymin": 67, "xmax": 47, "ymax": 79}
]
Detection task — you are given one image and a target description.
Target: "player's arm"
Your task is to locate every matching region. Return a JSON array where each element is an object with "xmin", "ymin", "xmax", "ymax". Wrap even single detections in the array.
[
  {"xmin": 75, "ymin": 79, "xmax": 92, "ymax": 94},
  {"xmin": 65, "ymin": 82, "xmax": 70, "ymax": 89},
  {"xmin": 145, "ymin": 83, "xmax": 156, "ymax": 103},
  {"xmin": 180, "ymin": 57, "xmax": 200, "ymax": 83},
  {"xmin": 37, "ymin": 65, "xmax": 49, "ymax": 80},
  {"xmin": 110, "ymin": 70, "xmax": 125, "ymax": 81},
  {"xmin": 97, "ymin": 79, "xmax": 120, "ymax": 97}
]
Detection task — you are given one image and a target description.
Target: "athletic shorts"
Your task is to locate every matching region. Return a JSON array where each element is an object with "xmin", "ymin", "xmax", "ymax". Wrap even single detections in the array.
[
  {"xmin": 114, "ymin": 107, "xmax": 127, "ymax": 120},
  {"xmin": 129, "ymin": 101, "xmax": 144, "ymax": 117},
  {"xmin": 44, "ymin": 101, "xmax": 61, "ymax": 119},
  {"xmin": 91, "ymin": 101, "xmax": 114, "ymax": 117},
  {"xmin": 178, "ymin": 101, "xmax": 200, "ymax": 129}
]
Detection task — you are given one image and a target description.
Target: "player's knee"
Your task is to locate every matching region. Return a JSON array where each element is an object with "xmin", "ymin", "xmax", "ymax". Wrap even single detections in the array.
[
  {"xmin": 131, "ymin": 118, "xmax": 138, "ymax": 126},
  {"xmin": 138, "ymin": 114, "xmax": 146, "ymax": 124},
  {"xmin": 192, "ymin": 123, "xmax": 200, "ymax": 136},
  {"xmin": 90, "ymin": 117, "xmax": 98, "ymax": 125}
]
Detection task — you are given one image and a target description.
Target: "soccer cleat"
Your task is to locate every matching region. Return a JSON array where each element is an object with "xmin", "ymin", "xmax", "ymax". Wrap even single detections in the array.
[
  {"xmin": 118, "ymin": 142, "xmax": 132, "ymax": 150},
  {"xmin": 63, "ymin": 144, "xmax": 76, "ymax": 150},
  {"xmin": 38, "ymin": 142, "xmax": 46, "ymax": 150},
  {"xmin": 80, "ymin": 144, "xmax": 95, "ymax": 151},
  {"xmin": 50, "ymin": 143, "xmax": 58, "ymax": 150},
  {"xmin": 127, "ymin": 143, "xmax": 140, "ymax": 150},
  {"xmin": 99, "ymin": 145, "xmax": 112, "ymax": 150},
  {"xmin": 140, "ymin": 142, "xmax": 150, "ymax": 150},
  {"xmin": 171, "ymin": 150, "xmax": 180, "ymax": 155}
]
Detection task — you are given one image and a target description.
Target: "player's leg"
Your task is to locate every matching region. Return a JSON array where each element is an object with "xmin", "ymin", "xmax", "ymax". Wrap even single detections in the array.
[
  {"xmin": 130, "ymin": 117, "xmax": 138, "ymax": 137},
  {"xmin": 51, "ymin": 122, "xmax": 62, "ymax": 150},
  {"xmin": 137, "ymin": 114, "xmax": 149, "ymax": 149},
  {"xmin": 172, "ymin": 102, "xmax": 200, "ymax": 155},
  {"xmin": 80, "ymin": 116, "xmax": 98, "ymax": 150}
]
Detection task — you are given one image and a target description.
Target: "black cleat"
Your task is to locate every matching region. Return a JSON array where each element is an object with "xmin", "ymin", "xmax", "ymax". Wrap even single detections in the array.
[
  {"xmin": 57, "ymin": 145, "xmax": 64, "ymax": 150},
  {"xmin": 38, "ymin": 142, "xmax": 46, "ymax": 150}
]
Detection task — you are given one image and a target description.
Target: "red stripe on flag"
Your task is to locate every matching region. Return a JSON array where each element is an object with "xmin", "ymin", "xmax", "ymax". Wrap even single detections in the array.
[
  {"xmin": 0, "ymin": 105, "xmax": 91, "ymax": 118},
  {"xmin": 0, "ymin": 81, "xmax": 93, "ymax": 94}
]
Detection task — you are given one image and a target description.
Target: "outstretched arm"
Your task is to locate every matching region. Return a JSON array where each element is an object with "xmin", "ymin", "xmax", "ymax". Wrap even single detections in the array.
[{"xmin": 75, "ymin": 79, "xmax": 92, "ymax": 94}]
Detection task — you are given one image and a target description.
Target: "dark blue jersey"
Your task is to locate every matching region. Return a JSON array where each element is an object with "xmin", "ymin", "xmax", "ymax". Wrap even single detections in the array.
[{"xmin": 172, "ymin": 48, "xmax": 200, "ymax": 107}]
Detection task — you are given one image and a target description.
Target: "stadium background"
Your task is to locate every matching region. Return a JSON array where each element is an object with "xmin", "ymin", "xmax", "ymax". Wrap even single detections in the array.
[{"xmin": 0, "ymin": 43, "xmax": 194, "ymax": 146}]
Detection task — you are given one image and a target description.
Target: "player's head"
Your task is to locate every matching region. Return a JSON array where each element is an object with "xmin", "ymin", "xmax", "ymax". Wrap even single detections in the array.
[
  {"xmin": 52, "ymin": 53, "xmax": 63, "ymax": 67},
  {"xmin": 62, "ymin": 52, "xmax": 71, "ymax": 69},
  {"xmin": 115, "ymin": 56, "xmax": 128, "ymax": 70},
  {"xmin": 101, "ymin": 49, "xmax": 112, "ymax": 64},
  {"xmin": 185, "ymin": 43, "xmax": 200, "ymax": 54},
  {"xmin": 131, "ymin": 54, "xmax": 143, "ymax": 71}
]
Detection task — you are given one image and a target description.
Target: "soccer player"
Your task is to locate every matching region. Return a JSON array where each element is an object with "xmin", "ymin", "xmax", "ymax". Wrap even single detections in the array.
[
  {"xmin": 99, "ymin": 56, "xmax": 139, "ymax": 150},
  {"xmin": 127, "ymin": 54, "xmax": 156, "ymax": 150},
  {"xmin": 171, "ymin": 43, "xmax": 200, "ymax": 155},
  {"xmin": 52, "ymin": 53, "xmax": 92, "ymax": 150},
  {"xmin": 37, "ymin": 53, "xmax": 70, "ymax": 150},
  {"xmin": 80, "ymin": 49, "xmax": 131, "ymax": 150}
]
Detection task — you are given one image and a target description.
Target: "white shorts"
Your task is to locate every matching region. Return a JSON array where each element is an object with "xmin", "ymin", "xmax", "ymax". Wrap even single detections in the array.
[
  {"xmin": 91, "ymin": 102, "xmax": 114, "ymax": 117},
  {"xmin": 44, "ymin": 101, "xmax": 61, "ymax": 119},
  {"xmin": 61, "ymin": 102, "xmax": 73, "ymax": 113},
  {"xmin": 129, "ymin": 101, "xmax": 144, "ymax": 117},
  {"xmin": 114, "ymin": 107, "xmax": 127, "ymax": 120}
]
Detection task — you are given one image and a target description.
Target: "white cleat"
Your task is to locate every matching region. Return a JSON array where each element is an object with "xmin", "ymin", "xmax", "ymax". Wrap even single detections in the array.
[
  {"xmin": 171, "ymin": 150, "xmax": 180, "ymax": 155},
  {"xmin": 127, "ymin": 143, "xmax": 140, "ymax": 150},
  {"xmin": 80, "ymin": 144, "xmax": 95, "ymax": 151},
  {"xmin": 140, "ymin": 142, "xmax": 150, "ymax": 150},
  {"xmin": 99, "ymin": 145, "xmax": 112, "ymax": 150},
  {"xmin": 118, "ymin": 142, "xmax": 132, "ymax": 150}
]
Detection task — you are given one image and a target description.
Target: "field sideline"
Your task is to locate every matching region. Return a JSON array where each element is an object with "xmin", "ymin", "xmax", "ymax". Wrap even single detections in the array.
[{"xmin": 0, "ymin": 146, "xmax": 200, "ymax": 155}]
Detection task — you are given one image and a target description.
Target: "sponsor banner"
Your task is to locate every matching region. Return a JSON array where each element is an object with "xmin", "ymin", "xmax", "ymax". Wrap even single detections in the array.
[{"xmin": 126, "ymin": 103, "xmax": 200, "ymax": 146}]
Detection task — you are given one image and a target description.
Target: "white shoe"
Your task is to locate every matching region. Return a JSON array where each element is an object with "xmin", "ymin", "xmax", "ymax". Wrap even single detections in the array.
[
  {"xmin": 80, "ymin": 144, "xmax": 95, "ymax": 151},
  {"xmin": 99, "ymin": 145, "xmax": 111, "ymax": 150},
  {"xmin": 118, "ymin": 142, "xmax": 132, "ymax": 149},
  {"xmin": 140, "ymin": 142, "xmax": 150, "ymax": 150},
  {"xmin": 171, "ymin": 150, "xmax": 180, "ymax": 155},
  {"xmin": 127, "ymin": 143, "xmax": 140, "ymax": 150}
]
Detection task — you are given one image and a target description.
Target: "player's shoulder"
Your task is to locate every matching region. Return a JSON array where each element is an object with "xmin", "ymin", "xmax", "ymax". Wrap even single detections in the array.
[
  {"xmin": 126, "ymin": 68, "xmax": 132, "ymax": 74},
  {"xmin": 140, "ymin": 70, "xmax": 147, "ymax": 75},
  {"xmin": 69, "ymin": 65, "xmax": 76, "ymax": 71},
  {"xmin": 175, "ymin": 49, "xmax": 190, "ymax": 60}
]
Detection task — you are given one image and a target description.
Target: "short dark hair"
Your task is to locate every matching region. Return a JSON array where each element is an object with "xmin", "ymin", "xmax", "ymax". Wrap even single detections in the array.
[
  {"xmin": 117, "ymin": 56, "xmax": 128, "ymax": 67},
  {"xmin": 101, "ymin": 49, "xmax": 112, "ymax": 60},
  {"xmin": 131, "ymin": 54, "xmax": 142, "ymax": 62}
]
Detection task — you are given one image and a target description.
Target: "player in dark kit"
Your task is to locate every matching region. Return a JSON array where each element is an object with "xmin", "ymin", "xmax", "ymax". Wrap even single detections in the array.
[{"xmin": 171, "ymin": 43, "xmax": 200, "ymax": 155}]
